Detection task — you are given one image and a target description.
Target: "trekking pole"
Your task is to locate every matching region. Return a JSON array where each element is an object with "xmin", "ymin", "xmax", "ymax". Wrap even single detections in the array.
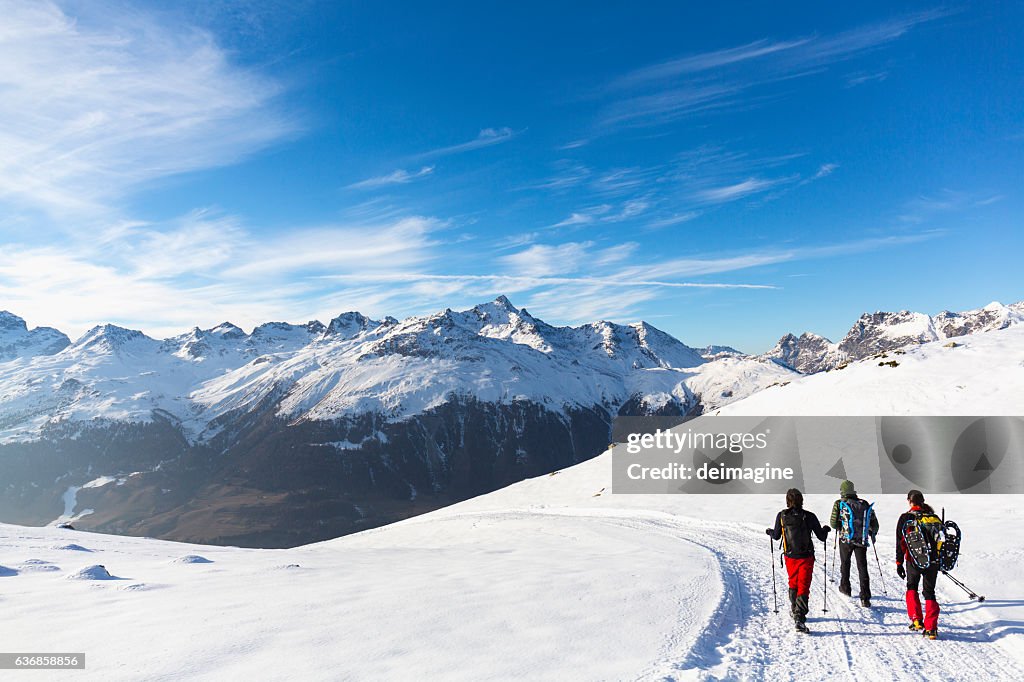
[
  {"xmin": 871, "ymin": 540, "xmax": 888, "ymax": 596},
  {"xmin": 830, "ymin": 531, "xmax": 838, "ymax": 583},
  {"xmin": 822, "ymin": 537, "xmax": 829, "ymax": 613},
  {"xmin": 769, "ymin": 535, "xmax": 779, "ymax": 613},
  {"xmin": 942, "ymin": 571, "xmax": 986, "ymax": 602}
]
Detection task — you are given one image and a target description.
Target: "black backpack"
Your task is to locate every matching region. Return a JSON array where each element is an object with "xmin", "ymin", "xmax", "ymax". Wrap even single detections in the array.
[{"xmin": 781, "ymin": 508, "xmax": 814, "ymax": 558}]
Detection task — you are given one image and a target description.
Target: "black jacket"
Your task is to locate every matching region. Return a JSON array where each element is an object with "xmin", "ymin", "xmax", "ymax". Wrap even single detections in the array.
[{"xmin": 770, "ymin": 508, "xmax": 829, "ymax": 559}]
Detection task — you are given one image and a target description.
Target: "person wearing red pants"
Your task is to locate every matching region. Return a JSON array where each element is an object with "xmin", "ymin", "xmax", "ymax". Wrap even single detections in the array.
[
  {"xmin": 766, "ymin": 488, "xmax": 830, "ymax": 633},
  {"xmin": 896, "ymin": 490, "xmax": 942, "ymax": 639}
]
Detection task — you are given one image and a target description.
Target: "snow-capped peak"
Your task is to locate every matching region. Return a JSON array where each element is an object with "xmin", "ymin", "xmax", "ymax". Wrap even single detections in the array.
[
  {"xmin": 208, "ymin": 322, "xmax": 246, "ymax": 339},
  {"xmin": 0, "ymin": 311, "xmax": 71, "ymax": 361},
  {"xmin": 71, "ymin": 324, "xmax": 153, "ymax": 354},
  {"xmin": 327, "ymin": 312, "xmax": 378, "ymax": 338},
  {"xmin": 0, "ymin": 310, "xmax": 28, "ymax": 332}
]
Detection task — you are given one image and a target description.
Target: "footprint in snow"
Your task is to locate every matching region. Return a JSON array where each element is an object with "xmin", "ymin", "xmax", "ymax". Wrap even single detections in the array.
[{"xmin": 54, "ymin": 543, "xmax": 92, "ymax": 552}]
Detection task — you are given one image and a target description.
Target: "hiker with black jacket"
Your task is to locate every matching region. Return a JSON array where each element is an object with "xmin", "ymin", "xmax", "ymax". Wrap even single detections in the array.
[
  {"xmin": 766, "ymin": 488, "xmax": 830, "ymax": 633},
  {"xmin": 896, "ymin": 489, "xmax": 942, "ymax": 639},
  {"xmin": 829, "ymin": 479, "xmax": 879, "ymax": 607}
]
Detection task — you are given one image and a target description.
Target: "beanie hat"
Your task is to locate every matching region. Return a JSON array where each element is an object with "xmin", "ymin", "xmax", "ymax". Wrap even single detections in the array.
[{"xmin": 840, "ymin": 480, "xmax": 856, "ymax": 497}]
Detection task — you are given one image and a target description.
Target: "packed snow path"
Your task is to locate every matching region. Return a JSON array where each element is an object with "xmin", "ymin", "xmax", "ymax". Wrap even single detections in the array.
[
  {"xmin": 617, "ymin": 513, "xmax": 1023, "ymax": 681},
  {"xmin": 442, "ymin": 509, "xmax": 1024, "ymax": 682}
]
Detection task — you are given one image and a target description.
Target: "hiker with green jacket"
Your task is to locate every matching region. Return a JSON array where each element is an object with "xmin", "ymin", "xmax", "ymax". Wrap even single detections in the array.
[{"xmin": 829, "ymin": 479, "xmax": 879, "ymax": 607}]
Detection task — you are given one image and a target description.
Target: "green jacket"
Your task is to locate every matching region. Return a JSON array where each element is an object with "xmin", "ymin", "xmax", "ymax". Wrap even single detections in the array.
[{"xmin": 829, "ymin": 495, "xmax": 880, "ymax": 538}]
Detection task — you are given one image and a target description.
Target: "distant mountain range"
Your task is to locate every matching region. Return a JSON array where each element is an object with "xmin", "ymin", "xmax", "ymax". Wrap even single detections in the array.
[
  {"xmin": 758, "ymin": 300, "xmax": 1024, "ymax": 374},
  {"xmin": 0, "ymin": 297, "xmax": 1019, "ymax": 546}
]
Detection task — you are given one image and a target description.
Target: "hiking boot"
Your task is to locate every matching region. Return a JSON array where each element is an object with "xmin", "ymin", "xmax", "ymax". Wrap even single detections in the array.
[
  {"xmin": 839, "ymin": 586, "xmax": 852, "ymax": 597},
  {"xmin": 909, "ymin": 619, "xmax": 923, "ymax": 631},
  {"xmin": 923, "ymin": 628, "xmax": 938, "ymax": 640},
  {"xmin": 860, "ymin": 598, "xmax": 871, "ymax": 608},
  {"xmin": 795, "ymin": 621, "xmax": 810, "ymax": 634}
]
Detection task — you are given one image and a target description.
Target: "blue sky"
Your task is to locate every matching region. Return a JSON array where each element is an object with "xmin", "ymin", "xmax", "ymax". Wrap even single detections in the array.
[{"xmin": 0, "ymin": 1, "xmax": 1020, "ymax": 352}]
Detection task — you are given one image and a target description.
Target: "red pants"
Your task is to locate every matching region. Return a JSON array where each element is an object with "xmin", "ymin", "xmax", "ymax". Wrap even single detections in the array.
[
  {"xmin": 785, "ymin": 556, "xmax": 815, "ymax": 596},
  {"xmin": 906, "ymin": 562, "xmax": 940, "ymax": 630},
  {"xmin": 906, "ymin": 590, "xmax": 940, "ymax": 630}
]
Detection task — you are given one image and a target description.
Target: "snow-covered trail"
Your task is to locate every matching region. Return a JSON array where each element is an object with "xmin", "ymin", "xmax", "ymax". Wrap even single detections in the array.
[
  {"xmin": 425, "ymin": 507, "xmax": 1024, "ymax": 682},
  {"xmin": 629, "ymin": 514, "xmax": 1024, "ymax": 682}
]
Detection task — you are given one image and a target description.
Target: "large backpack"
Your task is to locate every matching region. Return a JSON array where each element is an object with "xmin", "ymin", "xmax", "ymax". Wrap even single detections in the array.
[
  {"xmin": 839, "ymin": 498, "xmax": 873, "ymax": 547},
  {"xmin": 781, "ymin": 508, "xmax": 813, "ymax": 558},
  {"xmin": 901, "ymin": 511, "xmax": 961, "ymax": 571}
]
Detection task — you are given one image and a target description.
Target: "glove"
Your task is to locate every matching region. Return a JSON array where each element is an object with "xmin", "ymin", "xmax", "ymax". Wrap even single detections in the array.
[
  {"xmin": 823, "ymin": 526, "xmax": 831, "ymax": 535},
  {"xmin": 870, "ymin": 531, "xmax": 877, "ymax": 542},
  {"xmin": 765, "ymin": 528, "xmax": 774, "ymax": 536},
  {"xmin": 896, "ymin": 564, "xmax": 906, "ymax": 579}
]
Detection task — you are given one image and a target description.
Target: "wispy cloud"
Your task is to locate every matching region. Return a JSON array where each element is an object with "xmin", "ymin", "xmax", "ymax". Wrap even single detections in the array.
[
  {"xmin": 611, "ymin": 38, "xmax": 811, "ymax": 90},
  {"xmin": 845, "ymin": 71, "xmax": 889, "ymax": 87},
  {"xmin": 899, "ymin": 189, "xmax": 1005, "ymax": 223},
  {"xmin": 603, "ymin": 199, "xmax": 650, "ymax": 222},
  {"xmin": 317, "ymin": 231, "xmax": 938, "ymax": 326},
  {"xmin": 646, "ymin": 212, "xmax": 701, "ymax": 230},
  {"xmin": 552, "ymin": 212, "xmax": 596, "ymax": 228},
  {"xmin": 694, "ymin": 176, "xmax": 791, "ymax": 204},
  {"xmin": 411, "ymin": 127, "xmax": 517, "ymax": 160},
  {"xmin": 549, "ymin": 199, "xmax": 650, "ymax": 228},
  {"xmin": 320, "ymin": 272, "xmax": 775, "ymax": 291},
  {"xmin": 0, "ymin": 212, "xmax": 443, "ymax": 338},
  {"xmin": 347, "ymin": 166, "xmax": 434, "ymax": 190},
  {"xmin": 498, "ymin": 241, "xmax": 637, "ymax": 277},
  {"xmin": 812, "ymin": 163, "xmax": 839, "ymax": 179},
  {"xmin": 590, "ymin": 167, "xmax": 661, "ymax": 196},
  {"xmin": 551, "ymin": 205, "xmax": 611, "ymax": 228},
  {"xmin": 779, "ymin": 11, "xmax": 950, "ymax": 68},
  {"xmin": 795, "ymin": 163, "xmax": 839, "ymax": 187},
  {"xmin": 599, "ymin": 84, "xmax": 743, "ymax": 129},
  {"xmin": 558, "ymin": 138, "xmax": 591, "ymax": 150},
  {"xmin": 598, "ymin": 11, "xmax": 949, "ymax": 130},
  {"xmin": 6, "ymin": 213, "xmax": 940, "ymax": 338},
  {"xmin": 617, "ymin": 232, "xmax": 942, "ymax": 281},
  {"xmin": 521, "ymin": 161, "xmax": 591, "ymax": 191},
  {"xmin": 0, "ymin": 0, "xmax": 294, "ymax": 216}
]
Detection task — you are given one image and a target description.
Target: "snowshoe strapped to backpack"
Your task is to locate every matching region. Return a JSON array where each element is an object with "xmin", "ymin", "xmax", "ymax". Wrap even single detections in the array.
[
  {"xmin": 901, "ymin": 511, "xmax": 952, "ymax": 570},
  {"xmin": 937, "ymin": 520, "xmax": 961, "ymax": 571},
  {"xmin": 839, "ymin": 499, "xmax": 873, "ymax": 547}
]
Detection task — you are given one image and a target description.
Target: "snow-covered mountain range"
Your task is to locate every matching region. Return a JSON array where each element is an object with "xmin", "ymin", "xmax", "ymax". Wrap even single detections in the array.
[
  {"xmin": 0, "ymin": 296, "xmax": 1019, "ymax": 546},
  {"xmin": 0, "ymin": 296, "xmax": 790, "ymax": 444},
  {"xmin": 759, "ymin": 300, "xmax": 1024, "ymax": 373}
]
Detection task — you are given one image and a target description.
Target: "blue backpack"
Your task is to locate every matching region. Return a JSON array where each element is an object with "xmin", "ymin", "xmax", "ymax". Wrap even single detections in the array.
[{"xmin": 839, "ymin": 498, "xmax": 873, "ymax": 547}]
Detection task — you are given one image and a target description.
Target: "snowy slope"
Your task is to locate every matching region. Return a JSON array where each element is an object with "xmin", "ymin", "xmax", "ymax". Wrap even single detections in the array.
[
  {"xmin": 722, "ymin": 324, "xmax": 1024, "ymax": 416},
  {"xmin": 1, "ymin": 316, "xmax": 1022, "ymax": 680}
]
